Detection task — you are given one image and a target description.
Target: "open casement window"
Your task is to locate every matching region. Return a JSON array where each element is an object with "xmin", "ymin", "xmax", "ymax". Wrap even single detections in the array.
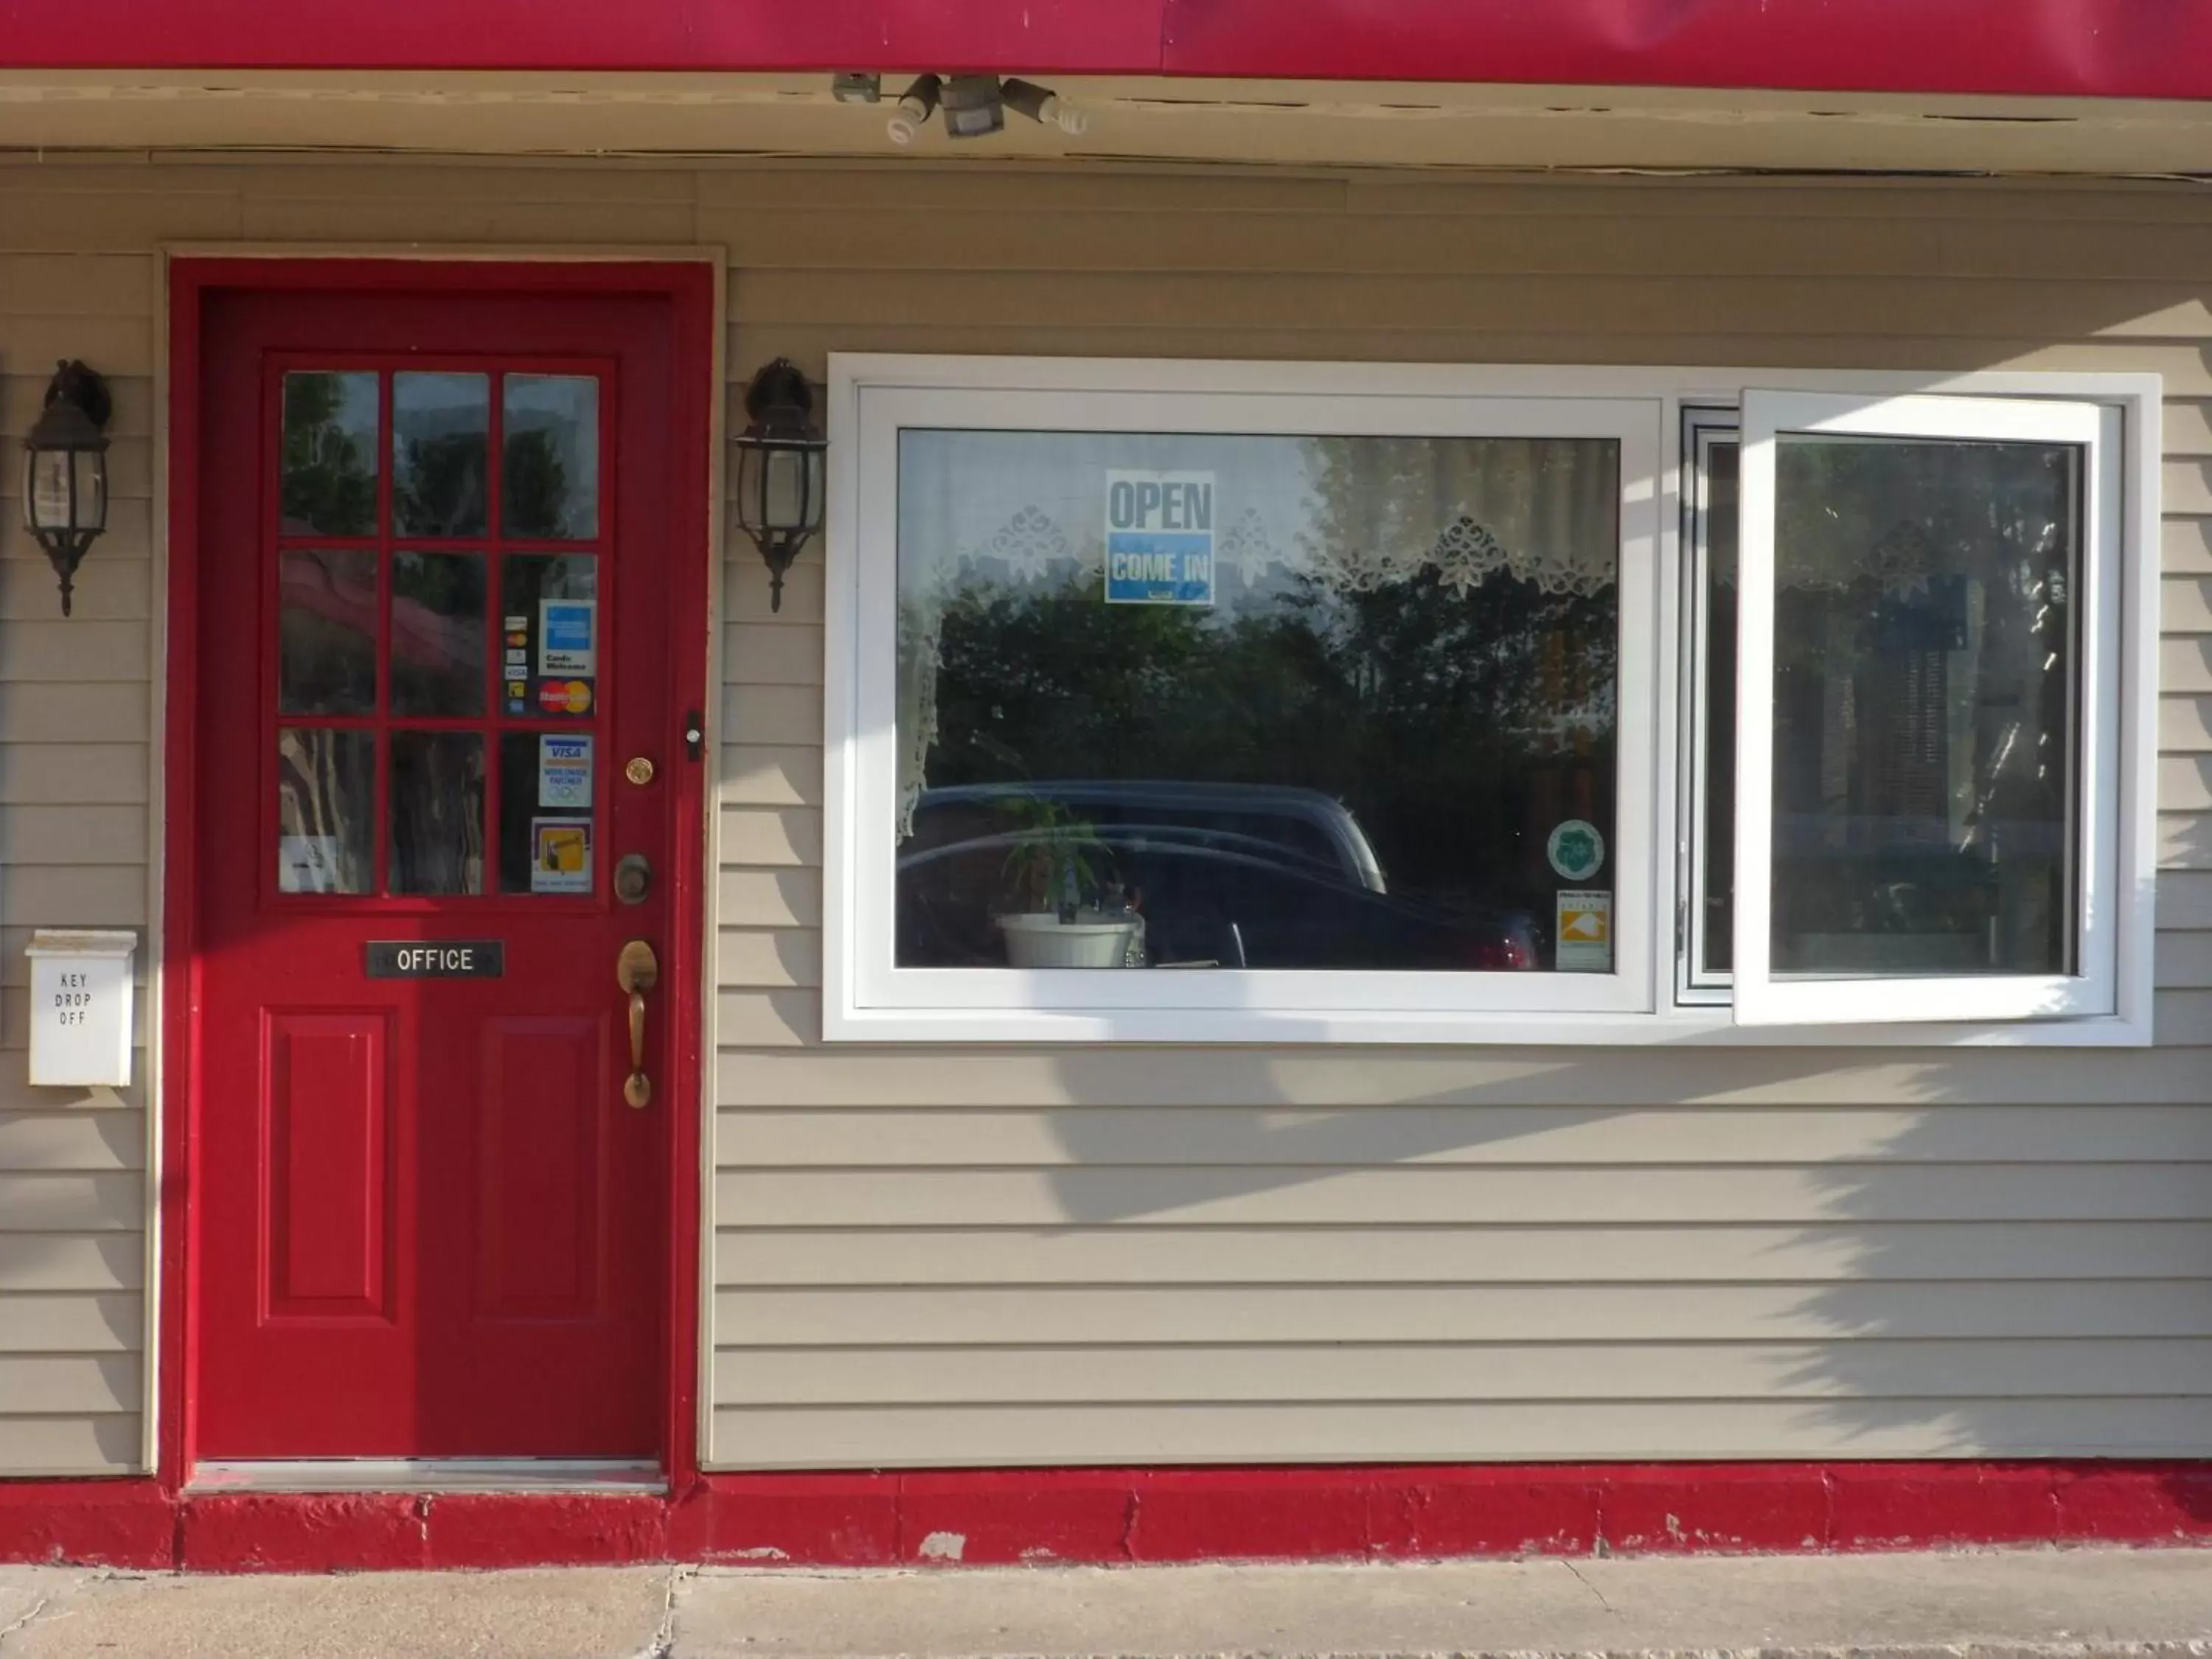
[{"xmin": 1732, "ymin": 391, "xmax": 2124, "ymax": 1026}]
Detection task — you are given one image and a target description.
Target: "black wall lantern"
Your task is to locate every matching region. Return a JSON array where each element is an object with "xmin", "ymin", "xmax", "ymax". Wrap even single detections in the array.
[
  {"xmin": 23, "ymin": 360, "xmax": 111, "ymax": 616},
  {"xmin": 732, "ymin": 358, "xmax": 827, "ymax": 613}
]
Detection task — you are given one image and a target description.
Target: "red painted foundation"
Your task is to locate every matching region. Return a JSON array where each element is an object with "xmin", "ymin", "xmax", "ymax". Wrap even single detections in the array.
[{"xmin": 6, "ymin": 1464, "xmax": 2212, "ymax": 1573}]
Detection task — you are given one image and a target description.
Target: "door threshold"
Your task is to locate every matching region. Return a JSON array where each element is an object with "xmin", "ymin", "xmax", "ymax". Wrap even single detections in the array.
[{"xmin": 188, "ymin": 1458, "xmax": 666, "ymax": 1495}]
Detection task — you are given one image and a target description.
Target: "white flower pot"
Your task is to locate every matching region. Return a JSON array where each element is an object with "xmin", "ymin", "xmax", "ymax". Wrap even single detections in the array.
[{"xmin": 997, "ymin": 911, "xmax": 1138, "ymax": 968}]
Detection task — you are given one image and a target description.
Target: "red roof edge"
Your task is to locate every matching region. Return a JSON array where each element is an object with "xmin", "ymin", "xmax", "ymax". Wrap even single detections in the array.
[{"xmin": 1, "ymin": 0, "xmax": 2210, "ymax": 104}]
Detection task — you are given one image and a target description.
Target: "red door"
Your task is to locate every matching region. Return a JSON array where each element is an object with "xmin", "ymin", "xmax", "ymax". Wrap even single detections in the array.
[{"xmin": 188, "ymin": 274, "xmax": 704, "ymax": 1461}]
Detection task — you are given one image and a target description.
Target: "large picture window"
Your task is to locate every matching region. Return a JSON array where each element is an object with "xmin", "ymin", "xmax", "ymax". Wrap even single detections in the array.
[
  {"xmin": 896, "ymin": 429, "xmax": 1621, "ymax": 977},
  {"xmin": 824, "ymin": 361, "xmax": 2156, "ymax": 1043}
]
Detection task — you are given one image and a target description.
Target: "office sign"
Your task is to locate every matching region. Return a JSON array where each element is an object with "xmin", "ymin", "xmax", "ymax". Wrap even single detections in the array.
[{"xmin": 364, "ymin": 941, "xmax": 506, "ymax": 978}]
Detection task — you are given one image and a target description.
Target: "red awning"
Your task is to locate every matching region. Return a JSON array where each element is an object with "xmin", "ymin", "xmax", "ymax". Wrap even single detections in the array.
[{"xmin": 1, "ymin": 0, "xmax": 2208, "ymax": 103}]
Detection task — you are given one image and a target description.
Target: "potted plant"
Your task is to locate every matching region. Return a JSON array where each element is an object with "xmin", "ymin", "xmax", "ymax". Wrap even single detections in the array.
[{"xmin": 994, "ymin": 793, "xmax": 1138, "ymax": 969}]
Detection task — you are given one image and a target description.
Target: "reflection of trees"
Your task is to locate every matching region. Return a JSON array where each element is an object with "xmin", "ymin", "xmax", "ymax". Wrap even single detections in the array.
[
  {"xmin": 390, "ymin": 734, "xmax": 487, "ymax": 896},
  {"xmin": 280, "ymin": 372, "xmax": 376, "ymax": 535},
  {"xmin": 392, "ymin": 554, "xmax": 487, "ymax": 715},
  {"xmin": 394, "ymin": 431, "xmax": 487, "ymax": 538},
  {"xmin": 504, "ymin": 428, "xmax": 573, "ymax": 538},
  {"xmin": 905, "ymin": 430, "xmax": 1621, "ymax": 912},
  {"xmin": 276, "ymin": 729, "xmax": 373, "ymax": 893},
  {"xmin": 392, "ymin": 417, "xmax": 580, "ymax": 540},
  {"xmin": 928, "ymin": 568, "xmax": 1615, "ymax": 906}
]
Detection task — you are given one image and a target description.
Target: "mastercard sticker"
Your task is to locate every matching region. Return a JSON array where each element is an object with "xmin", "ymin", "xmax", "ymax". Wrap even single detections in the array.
[{"xmin": 536, "ymin": 678, "xmax": 594, "ymax": 715}]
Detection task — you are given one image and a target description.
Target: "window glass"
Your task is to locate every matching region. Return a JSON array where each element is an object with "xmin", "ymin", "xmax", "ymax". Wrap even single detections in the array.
[
  {"xmin": 280, "ymin": 372, "xmax": 378, "ymax": 537},
  {"xmin": 276, "ymin": 728, "xmax": 375, "ymax": 894},
  {"xmin": 503, "ymin": 375, "xmax": 600, "ymax": 540},
  {"xmin": 392, "ymin": 372, "xmax": 490, "ymax": 538},
  {"xmin": 1694, "ymin": 435, "xmax": 1739, "ymax": 981},
  {"xmin": 388, "ymin": 730, "xmax": 487, "ymax": 896},
  {"xmin": 1767, "ymin": 435, "xmax": 2079, "ymax": 978},
  {"xmin": 894, "ymin": 430, "xmax": 1620, "ymax": 973},
  {"xmin": 497, "ymin": 731, "xmax": 597, "ymax": 897},
  {"xmin": 390, "ymin": 552, "xmax": 487, "ymax": 717},
  {"xmin": 500, "ymin": 555, "xmax": 599, "ymax": 719},
  {"xmin": 278, "ymin": 548, "xmax": 380, "ymax": 716}
]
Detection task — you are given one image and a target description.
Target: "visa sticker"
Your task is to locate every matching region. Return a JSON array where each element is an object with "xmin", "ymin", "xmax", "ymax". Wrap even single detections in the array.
[{"xmin": 538, "ymin": 734, "xmax": 592, "ymax": 810}]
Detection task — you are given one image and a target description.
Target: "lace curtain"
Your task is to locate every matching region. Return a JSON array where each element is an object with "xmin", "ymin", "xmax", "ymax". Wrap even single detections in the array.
[{"xmin": 894, "ymin": 431, "xmax": 1621, "ymax": 835}]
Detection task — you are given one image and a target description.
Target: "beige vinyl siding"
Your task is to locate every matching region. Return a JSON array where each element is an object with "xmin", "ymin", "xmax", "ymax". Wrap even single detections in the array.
[
  {"xmin": 10, "ymin": 157, "xmax": 2212, "ymax": 1475},
  {"xmin": 707, "ymin": 167, "xmax": 2212, "ymax": 1469},
  {"xmin": 0, "ymin": 237, "xmax": 155, "ymax": 1473}
]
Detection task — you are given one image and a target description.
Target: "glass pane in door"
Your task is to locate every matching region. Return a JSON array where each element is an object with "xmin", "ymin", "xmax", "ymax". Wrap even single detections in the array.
[
  {"xmin": 278, "ymin": 548, "xmax": 380, "ymax": 715},
  {"xmin": 501, "ymin": 554, "xmax": 600, "ymax": 719},
  {"xmin": 503, "ymin": 375, "xmax": 600, "ymax": 540},
  {"xmin": 280, "ymin": 372, "xmax": 380, "ymax": 537},
  {"xmin": 276, "ymin": 728, "xmax": 375, "ymax": 894},
  {"xmin": 498, "ymin": 731, "xmax": 597, "ymax": 897},
  {"xmin": 392, "ymin": 372, "xmax": 490, "ymax": 538},
  {"xmin": 389, "ymin": 731, "xmax": 486, "ymax": 896},
  {"xmin": 390, "ymin": 553, "xmax": 487, "ymax": 717}
]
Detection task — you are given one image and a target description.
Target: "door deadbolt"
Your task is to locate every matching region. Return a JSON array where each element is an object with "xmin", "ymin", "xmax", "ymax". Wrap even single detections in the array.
[
  {"xmin": 625, "ymin": 756, "xmax": 655, "ymax": 786},
  {"xmin": 613, "ymin": 853, "xmax": 653, "ymax": 905}
]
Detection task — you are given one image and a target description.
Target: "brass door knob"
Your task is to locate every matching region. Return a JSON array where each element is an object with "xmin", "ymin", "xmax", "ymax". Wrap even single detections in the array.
[{"xmin": 616, "ymin": 940, "xmax": 658, "ymax": 1109}]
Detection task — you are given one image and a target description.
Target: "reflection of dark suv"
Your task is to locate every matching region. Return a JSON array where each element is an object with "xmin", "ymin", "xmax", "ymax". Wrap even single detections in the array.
[{"xmin": 898, "ymin": 781, "xmax": 1539, "ymax": 970}]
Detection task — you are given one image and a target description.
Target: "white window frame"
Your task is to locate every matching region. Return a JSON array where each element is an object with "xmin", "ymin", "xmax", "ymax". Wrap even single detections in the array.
[
  {"xmin": 823, "ymin": 357, "xmax": 2160, "ymax": 1046},
  {"xmin": 1733, "ymin": 391, "xmax": 2123, "ymax": 1027}
]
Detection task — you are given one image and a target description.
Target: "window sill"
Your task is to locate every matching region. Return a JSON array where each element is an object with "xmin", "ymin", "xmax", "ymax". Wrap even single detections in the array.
[{"xmin": 821, "ymin": 1001, "xmax": 2154, "ymax": 1048}]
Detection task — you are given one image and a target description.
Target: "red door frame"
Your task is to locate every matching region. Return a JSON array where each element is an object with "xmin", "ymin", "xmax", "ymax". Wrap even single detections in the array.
[{"xmin": 161, "ymin": 257, "xmax": 716, "ymax": 1489}]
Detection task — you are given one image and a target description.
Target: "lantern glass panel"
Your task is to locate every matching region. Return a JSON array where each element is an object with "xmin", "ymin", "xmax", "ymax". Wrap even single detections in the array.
[
  {"xmin": 25, "ymin": 448, "xmax": 66, "ymax": 533},
  {"xmin": 72, "ymin": 448, "xmax": 106, "ymax": 535},
  {"xmin": 734, "ymin": 442, "xmax": 764, "ymax": 535},
  {"xmin": 802, "ymin": 448, "xmax": 827, "ymax": 532},
  {"xmin": 764, "ymin": 446, "xmax": 809, "ymax": 529},
  {"xmin": 26, "ymin": 446, "xmax": 106, "ymax": 536}
]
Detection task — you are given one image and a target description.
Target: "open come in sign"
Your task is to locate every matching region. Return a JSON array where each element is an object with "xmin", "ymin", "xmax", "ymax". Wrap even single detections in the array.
[{"xmin": 1105, "ymin": 470, "xmax": 1214, "ymax": 606}]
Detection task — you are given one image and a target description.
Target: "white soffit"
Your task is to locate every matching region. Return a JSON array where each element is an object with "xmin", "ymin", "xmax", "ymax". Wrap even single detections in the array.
[{"xmin": 0, "ymin": 72, "xmax": 2206, "ymax": 175}]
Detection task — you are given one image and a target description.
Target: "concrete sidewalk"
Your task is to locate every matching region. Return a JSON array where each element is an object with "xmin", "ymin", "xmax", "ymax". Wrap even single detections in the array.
[{"xmin": 6, "ymin": 1548, "xmax": 2212, "ymax": 1658}]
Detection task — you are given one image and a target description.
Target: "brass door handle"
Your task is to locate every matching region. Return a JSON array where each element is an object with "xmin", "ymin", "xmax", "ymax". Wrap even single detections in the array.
[{"xmin": 616, "ymin": 939, "xmax": 658, "ymax": 1109}]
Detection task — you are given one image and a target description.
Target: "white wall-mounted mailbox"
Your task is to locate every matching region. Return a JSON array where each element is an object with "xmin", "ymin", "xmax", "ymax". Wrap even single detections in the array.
[{"xmin": 26, "ymin": 929, "xmax": 136, "ymax": 1088}]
